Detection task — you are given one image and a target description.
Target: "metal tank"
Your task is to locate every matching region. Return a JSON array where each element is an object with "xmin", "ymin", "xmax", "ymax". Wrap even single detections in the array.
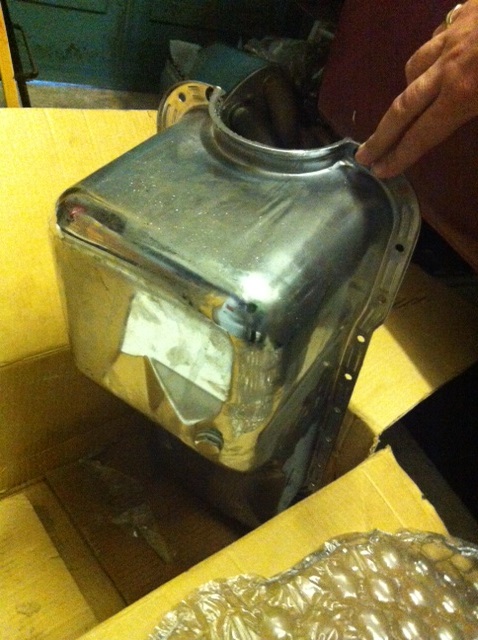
[{"xmin": 52, "ymin": 73, "xmax": 420, "ymax": 527}]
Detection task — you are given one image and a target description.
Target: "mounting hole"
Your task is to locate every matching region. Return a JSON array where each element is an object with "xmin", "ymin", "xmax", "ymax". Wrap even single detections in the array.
[
  {"xmin": 395, "ymin": 243, "xmax": 405, "ymax": 253},
  {"xmin": 178, "ymin": 92, "xmax": 187, "ymax": 103},
  {"xmin": 205, "ymin": 86, "xmax": 214, "ymax": 100}
]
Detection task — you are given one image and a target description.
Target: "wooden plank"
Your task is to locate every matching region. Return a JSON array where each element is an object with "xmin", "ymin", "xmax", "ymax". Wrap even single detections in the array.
[
  {"xmin": 0, "ymin": 493, "xmax": 97, "ymax": 640},
  {"xmin": 25, "ymin": 481, "xmax": 126, "ymax": 622},
  {"xmin": 47, "ymin": 427, "xmax": 245, "ymax": 604}
]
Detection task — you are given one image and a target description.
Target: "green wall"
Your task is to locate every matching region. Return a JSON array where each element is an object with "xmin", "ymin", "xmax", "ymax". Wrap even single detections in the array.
[{"xmin": 7, "ymin": 0, "xmax": 296, "ymax": 92}]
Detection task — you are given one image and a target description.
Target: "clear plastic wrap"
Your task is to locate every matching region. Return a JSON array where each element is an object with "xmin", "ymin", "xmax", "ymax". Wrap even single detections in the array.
[{"xmin": 151, "ymin": 530, "xmax": 478, "ymax": 640}]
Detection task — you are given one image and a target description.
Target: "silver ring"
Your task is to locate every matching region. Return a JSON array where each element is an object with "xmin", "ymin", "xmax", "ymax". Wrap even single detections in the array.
[{"xmin": 445, "ymin": 3, "xmax": 463, "ymax": 27}]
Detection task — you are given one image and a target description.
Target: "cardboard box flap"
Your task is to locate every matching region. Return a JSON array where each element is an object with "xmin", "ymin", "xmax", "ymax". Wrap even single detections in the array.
[
  {"xmin": 350, "ymin": 264, "xmax": 478, "ymax": 436},
  {"xmin": 77, "ymin": 448, "xmax": 447, "ymax": 640},
  {"xmin": 0, "ymin": 493, "xmax": 97, "ymax": 639},
  {"xmin": 324, "ymin": 264, "xmax": 478, "ymax": 481},
  {"xmin": 0, "ymin": 109, "xmax": 157, "ymax": 367}
]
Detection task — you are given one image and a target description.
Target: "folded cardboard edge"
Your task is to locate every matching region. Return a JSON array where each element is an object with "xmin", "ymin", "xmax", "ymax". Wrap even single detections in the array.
[
  {"xmin": 350, "ymin": 263, "xmax": 478, "ymax": 432},
  {"xmin": 1, "ymin": 108, "xmax": 157, "ymax": 367},
  {"xmin": 324, "ymin": 263, "xmax": 478, "ymax": 482},
  {"xmin": 76, "ymin": 447, "xmax": 447, "ymax": 640},
  {"xmin": 0, "ymin": 493, "xmax": 97, "ymax": 639},
  {"xmin": 0, "ymin": 347, "xmax": 149, "ymax": 493}
]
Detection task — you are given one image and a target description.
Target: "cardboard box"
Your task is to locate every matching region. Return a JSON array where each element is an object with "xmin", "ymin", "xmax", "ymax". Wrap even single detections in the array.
[
  {"xmin": 76, "ymin": 447, "xmax": 448, "ymax": 640},
  {"xmin": 1, "ymin": 108, "xmax": 477, "ymax": 639},
  {"xmin": 326, "ymin": 264, "xmax": 478, "ymax": 481},
  {"xmin": 1, "ymin": 109, "xmax": 158, "ymax": 491}
]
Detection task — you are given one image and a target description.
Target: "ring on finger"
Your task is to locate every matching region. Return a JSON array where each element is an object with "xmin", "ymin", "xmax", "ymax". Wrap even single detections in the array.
[{"xmin": 445, "ymin": 3, "xmax": 463, "ymax": 27}]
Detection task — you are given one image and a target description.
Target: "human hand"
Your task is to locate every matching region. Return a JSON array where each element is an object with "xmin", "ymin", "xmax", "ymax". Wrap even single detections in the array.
[{"xmin": 355, "ymin": 0, "xmax": 478, "ymax": 178}]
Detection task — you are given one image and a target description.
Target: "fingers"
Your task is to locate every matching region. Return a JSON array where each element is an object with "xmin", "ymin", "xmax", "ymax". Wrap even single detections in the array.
[
  {"xmin": 405, "ymin": 35, "xmax": 445, "ymax": 84},
  {"xmin": 355, "ymin": 67, "xmax": 440, "ymax": 167},
  {"xmin": 356, "ymin": 0, "xmax": 478, "ymax": 178},
  {"xmin": 365, "ymin": 94, "xmax": 468, "ymax": 178},
  {"xmin": 432, "ymin": 22, "xmax": 447, "ymax": 37}
]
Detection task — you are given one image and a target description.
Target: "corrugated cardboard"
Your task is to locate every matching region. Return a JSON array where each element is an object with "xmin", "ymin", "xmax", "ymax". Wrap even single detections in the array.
[
  {"xmin": 1, "ymin": 109, "xmax": 157, "ymax": 491},
  {"xmin": 326, "ymin": 264, "xmax": 478, "ymax": 480},
  {"xmin": 76, "ymin": 447, "xmax": 447, "ymax": 640},
  {"xmin": 0, "ymin": 493, "xmax": 97, "ymax": 640},
  {"xmin": 1, "ymin": 108, "xmax": 157, "ymax": 364}
]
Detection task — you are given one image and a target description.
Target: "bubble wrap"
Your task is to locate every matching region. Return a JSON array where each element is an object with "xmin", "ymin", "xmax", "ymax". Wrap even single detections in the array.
[{"xmin": 151, "ymin": 530, "xmax": 478, "ymax": 640}]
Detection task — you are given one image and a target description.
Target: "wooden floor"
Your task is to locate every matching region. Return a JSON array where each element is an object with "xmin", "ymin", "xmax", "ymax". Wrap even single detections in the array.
[{"xmin": 1, "ymin": 425, "xmax": 246, "ymax": 640}]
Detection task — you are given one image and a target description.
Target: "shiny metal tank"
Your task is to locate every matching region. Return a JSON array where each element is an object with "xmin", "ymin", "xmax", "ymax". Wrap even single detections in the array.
[{"xmin": 53, "ymin": 80, "xmax": 420, "ymax": 526}]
